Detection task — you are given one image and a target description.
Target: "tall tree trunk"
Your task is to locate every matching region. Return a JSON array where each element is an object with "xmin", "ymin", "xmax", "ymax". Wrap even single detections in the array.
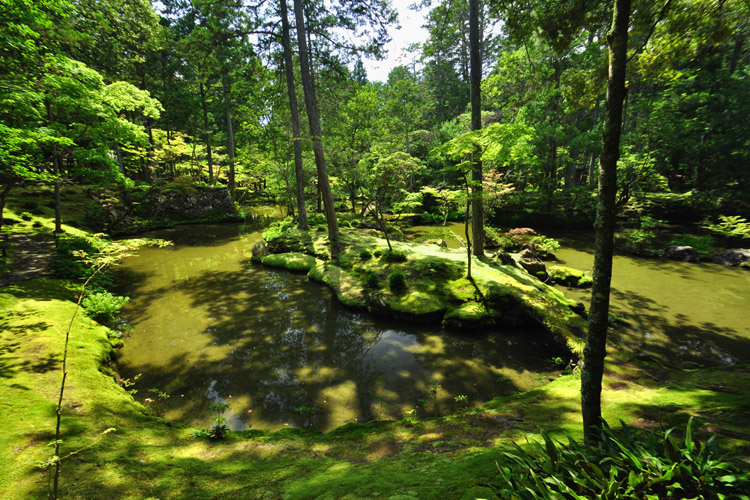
[
  {"xmin": 280, "ymin": 0, "xmax": 308, "ymax": 230},
  {"xmin": 469, "ymin": 0, "xmax": 484, "ymax": 257},
  {"xmin": 114, "ymin": 143, "xmax": 125, "ymax": 176},
  {"xmin": 293, "ymin": 0, "xmax": 340, "ymax": 254},
  {"xmin": 200, "ymin": 82, "xmax": 214, "ymax": 185},
  {"xmin": 1, "ymin": 182, "xmax": 13, "ymax": 255},
  {"xmin": 223, "ymin": 72, "xmax": 236, "ymax": 197},
  {"xmin": 581, "ymin": 0, "xmax": 631, "ymax": 445},
  {"xmin": 45, "ymin": 98, "xmax": 63, "ymax": 233}
]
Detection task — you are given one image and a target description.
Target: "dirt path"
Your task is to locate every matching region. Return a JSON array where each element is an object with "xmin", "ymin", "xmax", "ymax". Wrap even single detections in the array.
[{"xmin": 0, "ymin": 233, "xmax": 56, "ymax": 286}]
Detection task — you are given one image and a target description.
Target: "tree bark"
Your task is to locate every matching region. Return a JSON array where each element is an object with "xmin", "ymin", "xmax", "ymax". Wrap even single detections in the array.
[
  {"xmin": 223, "ymin": 72, "xmax": 236, "ymax": 197},
  {"xmin": 114, "ymin": 143, "xmax": 125, "ymax": 176},
  {"xmin": 280, "ymin": 0, "xmax": 308, "ymax": 230},
  {"xmin": 45, "ymin": 98, "xmax": 63, "ymax": 233},
  {"xmin": 293, "ymin": 0, "xmax": 340, "ymax": 254},
  {"xmin": 469, "ymin": 0, "xmax": 484, "ymax": 257},
  {"xmin": 200, "ymin": 82, "xmax": 215, "ymax": 185},
  {"xmin": 581, "ymin": 0, "xmax": 631, "ymax": 445}
]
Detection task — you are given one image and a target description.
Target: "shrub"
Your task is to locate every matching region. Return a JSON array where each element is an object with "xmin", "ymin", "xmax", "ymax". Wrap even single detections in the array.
[
  {"xmin": 619, "ymin": 229, "xmax": 658, "ymax": 256},
  {"xmin": 20, "ymin": 212, "xmax": 33, "ymax": 221},
  {"xmin": 359, "ymin": 249, "xmax": 372, "ymax": 261},
  {"xmin": 490, "ymin": 418, "xmax": 749, "ymax": 500},
  {"xmin": 388, "ymin": 270, "xmax": 408, "ymax": 294},
  {"xmin": 261, "ymin": 217, "xmax": 295, "ymax": 241},
  {"xmin": 529, "ymin": 236, "xmax": 560, "ymax": 258},
  {"xmin": 383, "ymin": 249, "xmax": 407, "ymax": 262},
  {"xmin": 702, "ymin": 215, "xmax": 750, "ymax": 240},
  {"xmin": 365, "ymin": 272, "xmax": 380, "ymax": 289},
  {"xmin": 670, "ymin": 234, "xmax": 715, "ymax": 257},
  {"xmin": 81, "ymin": 290, "xmax": 130, "ymax": 325},
  {"xmin": 373, "ymin": 248, "xmax": 384, "ymax": 258}
]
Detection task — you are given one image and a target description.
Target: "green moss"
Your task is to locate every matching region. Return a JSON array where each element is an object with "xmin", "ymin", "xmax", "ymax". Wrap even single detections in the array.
[
  {"xmin": 261, "ymin": 252, "xmax": 317, "ymax": 272},
  {"xmin": 442, "ymin": 301, "xmax": 492, "ymax": 329},
  {"xmin": 548, "ymin": 266, "xmax": 593, "ymax": 288}
]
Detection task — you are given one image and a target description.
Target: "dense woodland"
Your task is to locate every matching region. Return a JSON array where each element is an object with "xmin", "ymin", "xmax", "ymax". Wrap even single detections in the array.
[
  {"xmin": 2, "ymin": 0, "xmax": 750, "ymax": 498},
  {"xmin": 2, "ymin": 0, "xmax": 748, "ymax": 230}
]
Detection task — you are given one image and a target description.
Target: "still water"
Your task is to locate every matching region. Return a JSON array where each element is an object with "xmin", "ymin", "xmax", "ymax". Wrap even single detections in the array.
[
  {"xmin": 405, "ymin": 224, "xmax": 750, "ymax": 367},
  {"xmin": 116, "ymin": 223, "xmax": 561, "ymax": 432}
]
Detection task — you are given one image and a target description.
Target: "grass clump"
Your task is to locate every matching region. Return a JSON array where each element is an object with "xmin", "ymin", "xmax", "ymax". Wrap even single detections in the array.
[
  {"xmin": 388, "ymin": 270, "xmax": 408, "ymax": 294},
  {"xmin": 81, "ymin": 290, "xmax": 130, "ymax": 326},
  {"xmin": 383, "ymin": 248, "xmax": 407, "ymax": 262},
  {"xmin": 359, "ymin": 249, "xmax": 372, "ymax": 261}
]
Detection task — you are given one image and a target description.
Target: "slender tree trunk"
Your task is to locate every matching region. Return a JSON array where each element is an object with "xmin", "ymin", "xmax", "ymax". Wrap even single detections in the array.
[
  {"xmin": 45, "ymin": 99, "xmax": 63, "ymax": 233},
  {"xmin": 223, "ymin": 73, "xmax": 236, "ymax": 197},
  {"xmin": 581, "ymin": 0, "xmax": 631, "ymax": 445},
  {"xmin": 464, "ymin": 177, "xmax": 472, "ymax": 280},
  {"xmin": 469, "ymin": 0, "xmax": 484, "ymax": 257},
  {"xmin": 1, "ymin": 183, "xmax": 13, "ymax": 254},
  {"xmin": 200, "ymin": 82, "xmax": 214, "ymax": 185},
  {"xmin": 293, "ymin": 0, "xmax": 340, "ymax": 254},
  {"xmin": 280, "ymin": 0, "xmax": 308, "ymax": 230},
  {"xmin": 114, "ymin": 143, "xmax": 125, "ymax": 176},
  {"xmin": 375, "ymin": 204, "xmax": 392, "ymax": 251}
]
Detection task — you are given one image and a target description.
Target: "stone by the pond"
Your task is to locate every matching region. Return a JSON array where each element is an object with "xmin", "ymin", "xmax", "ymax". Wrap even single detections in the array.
[
  {"xmin": 711, "ymin": 248, "xmax": 750, "ymax": 266},
  {"xmin": 518, "ymin": 249, "xmax": 546, "ymax": 277},
  {"xmin": 662, "ymin": 245, "xmax": 700, "ymax": 262},
  {"xmin": 252, "ymin": 242, "xmax": 268, "ymax": 258}
]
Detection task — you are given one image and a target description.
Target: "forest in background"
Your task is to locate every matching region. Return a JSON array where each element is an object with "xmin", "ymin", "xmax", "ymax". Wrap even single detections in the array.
[{"xmin": 2, "ymin": 0, "xmax": 748, "ymax": 233}]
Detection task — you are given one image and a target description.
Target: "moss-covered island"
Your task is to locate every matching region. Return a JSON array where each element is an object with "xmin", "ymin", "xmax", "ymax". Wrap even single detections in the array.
[{"xmin": 258, "ymin": 225, "xmax": 587, "ymax": 357}]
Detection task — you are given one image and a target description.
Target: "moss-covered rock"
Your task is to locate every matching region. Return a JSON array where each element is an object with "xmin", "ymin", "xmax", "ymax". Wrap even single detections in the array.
[{"xmin": 548, "ymin": 266, "xmax": 593, "ymax": 288}]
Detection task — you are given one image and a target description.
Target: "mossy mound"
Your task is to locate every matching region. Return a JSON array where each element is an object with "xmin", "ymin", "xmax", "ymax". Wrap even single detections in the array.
[
  {"xmin": 548, "ymin": 265, "xmax": 593, "ymax": 288},
  {"xmin": 261, "ymin": 228, "xmax": 587, "ymax": 356}
]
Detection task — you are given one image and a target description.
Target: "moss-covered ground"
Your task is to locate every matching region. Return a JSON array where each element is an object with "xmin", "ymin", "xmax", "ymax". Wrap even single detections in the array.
[
  {"xmin": 2, "ymin": 191, "xmax": 750, "ymax": 498},
  {"xmin": 260, "ymin": 227, "xmax": 587, "ymax": 357}
]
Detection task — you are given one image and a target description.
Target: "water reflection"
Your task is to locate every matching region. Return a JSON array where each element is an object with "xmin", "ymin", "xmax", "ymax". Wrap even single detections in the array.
[{"xmin": 116, "ymin": 223, "xmax": 561, "ymax": 431}]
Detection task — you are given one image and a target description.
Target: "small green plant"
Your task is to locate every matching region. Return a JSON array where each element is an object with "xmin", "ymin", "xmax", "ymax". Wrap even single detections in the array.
[
  {"xmin": 374, "ymin": 394, "xmax": 388, "ymax": 418},
  {"xmin": 702, "ymin": 215, "xmax": 750, "ymax": 240},
  {"xmin": 429, "ymin": 380, "xmax": 442, "ymax": 407},
  {"xmin": 144, "ymin": 387, "xmax": 170, "ymax": 416},
  {"xmin": 373, "ymin": 248, "xmax": 384, "ymax": 258},
  {"xmin": 365, "ymin": 272, "xmax": 380, "ymax": 289},
  {"xmin": 453, "ymin": 394, "xmax": 469, "ymax": 407},
  {"xmin": 294, "ymin": 405, "xmax": 318, "ymax": 429},
  {"xmin": 207, "ymin": 402, "xmax": 229, "ymax": 440},
  {"xmin": 549, "ymin": 356, "xmax": 566, "ymax": 369},
  {"xmin": 489, "ymin": 418, "xmax": 750, "ymax": 499},
  {"xmin": 20, "ymin": 211, "xmax": 33, "ymax": 221},
  {"xmin": 359, "ymin": 249, "xmax": 372, "ymax": 260},
  {"xmin": 528, "ymin": 236, "xmax": 560, "ymax": 258},
  {"xmin": 402, "ymin": 408, "xmax": 419, "ymax": 426},
  {"xmin": 388, "ymin": 270, "xmax": 408, "ymax": 294},
  {"xmin": 639, "ymin": 214, "xmax": 665, "ymax": 230},
  {"xmin": 619, "ymin": 229, "xmax": 658, "ymax": 256},
  {"xmin": 81, "ymin": 290, "xmax": 130, "ymax": 326},
  {"xmin": 383, "ymin": 248, "xmax": 407, "ymax": 262},
  {"xmin": 670, "ymin": 234, "xmax": 715, "ymax": 256}
]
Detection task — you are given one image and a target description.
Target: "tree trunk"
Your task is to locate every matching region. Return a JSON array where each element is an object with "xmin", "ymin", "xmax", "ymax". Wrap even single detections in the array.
[
  {"xmin": 469, "ymin": 0, "xmax": 484, "ymax": 257},
  {"xmin": 114, "ymin": 143, "xmax": 125, "ymax": 176},
  {"xmin": 200, "ymin": 82, "xmax": 214, "ymax": 185},
  {"xmin": 293, "ymin": 0, "xmax": 340, "ymax": 254},
  {"xmin": 0, "ymin": 183, "xmax": 13, "ymax": 253},
  {"xmin": 223, "ymin": 73, "xmax": 236, "ymax": 198},
  {"xmin": 581, "ymin": 0, "xmax": 631, "ymax": 445},
  {"xmin": 45, "ymin": 98, "xmax": 63, "ymax": 233},
  {"xmin": 280, "ymin": 0, "xmax": 308, "ymax": 230}
]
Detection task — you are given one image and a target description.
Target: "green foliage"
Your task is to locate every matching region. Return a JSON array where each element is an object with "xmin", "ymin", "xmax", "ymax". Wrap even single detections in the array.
[
  {"xmin": 388, "ymin": 270, "xmax": 407, "ymax": 294},
  {"xmin": 358, "ymin": 249, "xmax": 372, "ymax": 261},
  {"xmin": 639, "ymin": 215, "xmax": 666, "ymax": 231},
  {"xmin": 372, "ymin": 248, "xmax": 384, "ymax": 258},
  {"xmin": 702, "ymin": 215, "xmax": 750, "ymax": 241},
  {"xmin": 489, "ymin": 419, "xmax": 750, "ymax": 500},
  {"xmin": 52, "ymin": 236, "xmax": 114, "ymax": 289},
  {"xmin": 670, "ymin": 235, "xmax": 715, "ymax": 257},
  {"xmin": 528, "ymin": 236, "xmax": 560, "ymax": 258},
  {"xmin": 81, "ymin": 290, "xmax": 129, "ymax": 326},
  {"xmin": 619, "ymin": 230, "xmax": 658, "ymax": 256},
  {"xmin": 262, "ymin": 217, "xmax": 296, "ymax": 241},
  {"xmin": 382, "ymin": 249, "xmax": 407, "ymax": 262}
]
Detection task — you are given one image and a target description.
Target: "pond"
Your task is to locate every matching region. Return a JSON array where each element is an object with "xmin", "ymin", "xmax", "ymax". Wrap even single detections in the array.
[
  {"xmin": 115, "ymin": 222, "xmax": 563, "ymax": 432},
  {"xmin": 405, "ymin": 223, "xmax": 750, "ymax": 367}
]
